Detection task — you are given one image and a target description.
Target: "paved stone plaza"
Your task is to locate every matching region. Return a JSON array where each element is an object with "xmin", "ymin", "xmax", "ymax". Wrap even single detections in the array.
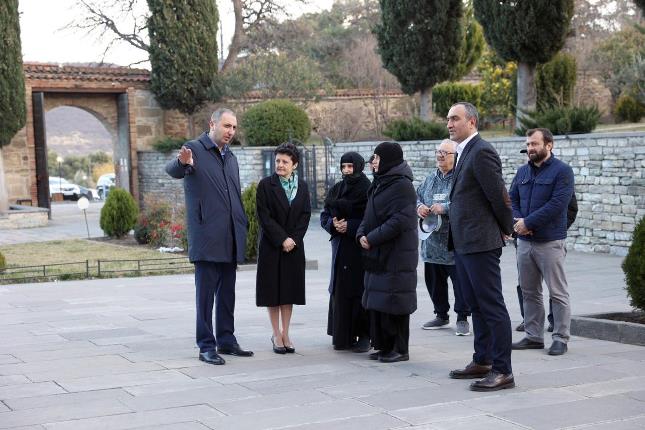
[{"xmin": 1, "ymin": 220, "xmax": 644, "ymax": 429}]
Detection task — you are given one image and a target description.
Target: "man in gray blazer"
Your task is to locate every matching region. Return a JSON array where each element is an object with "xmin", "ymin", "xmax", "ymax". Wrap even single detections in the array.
[
  {"xmin": 446, "ymin": 102, "xmax": 515, "ymax": 391},
  {"xmin": 166, "ymin": 108, "xmax": 253, "ymax": 365}
]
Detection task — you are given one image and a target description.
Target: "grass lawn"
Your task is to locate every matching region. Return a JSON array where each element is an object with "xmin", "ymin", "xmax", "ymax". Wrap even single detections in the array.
[{"xmin": 0, "ymin": 239, "xmax": 192, "ymax": 283}]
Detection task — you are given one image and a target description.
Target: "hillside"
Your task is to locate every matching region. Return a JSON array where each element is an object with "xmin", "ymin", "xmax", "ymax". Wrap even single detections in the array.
[{"xmin": 45, "ymin": 106, "xmax": 113, "ymax": 156}]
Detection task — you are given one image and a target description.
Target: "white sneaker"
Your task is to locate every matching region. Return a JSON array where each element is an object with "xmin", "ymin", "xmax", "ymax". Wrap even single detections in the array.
[{"xmin": 455, "ymin": 320, "xmax": 471, "ymax": 336}]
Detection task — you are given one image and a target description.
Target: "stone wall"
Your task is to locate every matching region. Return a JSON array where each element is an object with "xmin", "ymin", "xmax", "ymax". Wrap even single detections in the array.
[{"xmin": 138, "ymin": 132, "xmax": 644, "ymax": 256}]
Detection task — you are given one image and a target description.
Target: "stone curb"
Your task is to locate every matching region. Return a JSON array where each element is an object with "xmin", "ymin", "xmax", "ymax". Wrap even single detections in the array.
[{"xmin": 571, "ymin": 313, "xmax": 645, "ymax": 346}]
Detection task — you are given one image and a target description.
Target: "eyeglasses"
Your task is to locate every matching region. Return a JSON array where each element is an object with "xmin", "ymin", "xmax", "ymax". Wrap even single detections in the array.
[{"xmin": 435, "ymin": 150, "xmax": 455, "ymax": 157}]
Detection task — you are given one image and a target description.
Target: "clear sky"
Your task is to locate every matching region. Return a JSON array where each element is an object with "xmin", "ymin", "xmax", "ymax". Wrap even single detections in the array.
[{"xmin": 19, "ymin": 0, "xmax": 333, "ymax": 68}]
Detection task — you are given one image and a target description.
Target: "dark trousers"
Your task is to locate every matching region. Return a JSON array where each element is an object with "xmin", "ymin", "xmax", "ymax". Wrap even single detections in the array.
[
  {"xmin": 455, "ymin": 248, "xmax": 512, "ymax": 374},
  {"xmin": 517, "ymin": 285, "xmax": 554, "ymax": 326},
  {"xmin": 424, "ymin": 262, "xmax": 470, "ymax": 321},
  {"xmin": 370, "ymin": 311, "xmax": 410, "ymax": 354},
  {"xmin": 194, "ymin": 261, "xmax": 237, "ymax": 352}
]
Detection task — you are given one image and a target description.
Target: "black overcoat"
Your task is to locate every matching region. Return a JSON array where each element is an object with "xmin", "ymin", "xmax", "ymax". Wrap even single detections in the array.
[
  {"xmin": 356, "ymin": 162, "xmax": 418, "ymax": 316},
  {"xmin": 165, "ymin": 133, "xmax": 248, "ymax": 263},
  {"xmin": 256, "ymin": 173, "xmax": 311, "ymax": 306}
]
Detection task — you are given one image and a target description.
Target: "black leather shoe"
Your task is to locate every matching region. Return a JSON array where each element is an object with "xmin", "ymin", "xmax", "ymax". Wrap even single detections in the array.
[
  {"xmin": 512, "ymin": 338, "xmax": 544, "ymax": 350},
  {"xmin": 378, "ymin": 351, "xmax": 409, "ymax": 363},
  {"xmin": 548, "ymin": 340, "xmax": 568, "ymax": 355},
  {"xmin": 547, "ymin": 323, "xmax": 554, "ymax": 333},
  {"xmin": 217, "ymin": 344, "xmax": 254, "ymax": 357},
  {"xmin": 515, "ymin": 321, "xmax": 525, "ymax": 332},
  {"xmin": 470, "ymin": 371, "xmax": 515, "ymax": 392},
  {"xmin": 271, "ymin": 336, "xmax": 286, "ymax": 354},
  {"xmin": 449, "ymin": 361, "xmax": 492, "ymax": 379},
  {"xmin": 368, "ymin": 351, "xmax": 380, "ymax": 360},
  {"xmin": 199, "ymin": 350, "xmax": 225, "ymax": 365},
  {"xmin": 352, "ymin": 337, "xmax": 371, "ymax": 353}
]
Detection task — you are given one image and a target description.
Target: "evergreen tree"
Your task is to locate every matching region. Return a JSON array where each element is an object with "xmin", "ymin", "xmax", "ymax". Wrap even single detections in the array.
[
  {"xmin": 474, "ymin": 0, "xmax": 574, "ymax": 128},
  {"xmin": 375, "ymin": 0, "xmax": 463, "ymax": 120},
  {"xmin": 147, "ymin": 0, "xmax": 219, "ymax": 137},
  {"xmin": 636, "ymin": 0, "xmax": 645, "ymax": 14},
  {"xmin": 0, "ymin": 0, "xmax": 26, "ymax": 213},
  {"xmin": 448, "ymin": 1, "xmax": 485, "ymax": 82}
]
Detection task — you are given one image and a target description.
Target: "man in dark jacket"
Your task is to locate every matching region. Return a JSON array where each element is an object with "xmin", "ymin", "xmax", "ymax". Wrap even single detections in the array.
[
  {"xmin": 166, "ymin": 108, "xmax": 253, "ymax": 365},
  {"xmin": 510, "ymin": 128, "xmax": 575, "ymax": 356},
  {"xmin": 446, "ymin": 102, "xmax": 515, "ymax": 392}
]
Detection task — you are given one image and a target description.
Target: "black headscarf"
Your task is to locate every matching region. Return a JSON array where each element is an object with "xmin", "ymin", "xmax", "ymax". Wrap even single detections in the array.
[
  {"xmin": 324, "ymin": 152, "xmax": 371, "ymax": 219},
  {"xmin": 373, "ymin": 141, "xmax": 403, "ymax": 176}
]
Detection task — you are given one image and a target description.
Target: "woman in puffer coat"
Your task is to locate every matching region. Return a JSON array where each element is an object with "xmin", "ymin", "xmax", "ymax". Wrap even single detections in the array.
[{"xmin": 357, "ymin": 141, "xmax": 418, "ymax": 363}]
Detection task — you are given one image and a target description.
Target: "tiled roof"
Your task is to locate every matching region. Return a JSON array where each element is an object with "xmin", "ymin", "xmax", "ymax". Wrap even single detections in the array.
[{"xmin": 23, "ymin": 62, "xmax": 150, "ymax": 82}]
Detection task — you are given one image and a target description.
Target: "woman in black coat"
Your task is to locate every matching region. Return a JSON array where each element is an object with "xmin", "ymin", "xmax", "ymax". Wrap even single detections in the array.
[
  {"xmin": 357, "ymin": 141, "xmax": 418, "ymax": 363},
  {"xmin": 256, "ymin": 143, "xmax": 311, "ymax": 354},
  {"xmin": 321, "ymin": 152, "xmax": 371, "ymax": 352}
]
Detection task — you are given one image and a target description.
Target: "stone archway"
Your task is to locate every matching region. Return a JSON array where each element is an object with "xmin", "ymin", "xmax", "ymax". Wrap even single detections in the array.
[{"xmin": 3, "ymin": 63, "xmax": 155, "ymax": 214}]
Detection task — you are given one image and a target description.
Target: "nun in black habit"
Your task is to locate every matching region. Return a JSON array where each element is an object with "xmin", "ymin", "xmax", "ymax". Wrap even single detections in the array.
[{"xmin": 321, "ymin": 152, "xmax": 372, "ymax": 352}]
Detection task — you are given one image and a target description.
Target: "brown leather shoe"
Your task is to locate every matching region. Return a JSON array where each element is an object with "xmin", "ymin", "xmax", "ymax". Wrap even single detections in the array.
[
  {"xmin": 449, "ymin": 361, "xmax": 492, "ymax": 379},
  {"xmin": 470, "ymin": 371, "xmax": 515, "ymax": 391}
]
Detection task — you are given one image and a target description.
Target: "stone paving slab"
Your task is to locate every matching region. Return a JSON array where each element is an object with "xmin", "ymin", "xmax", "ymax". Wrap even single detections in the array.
[{"xmin": 0, "ymin": 221, "xmax": 644, "ymax": 429}]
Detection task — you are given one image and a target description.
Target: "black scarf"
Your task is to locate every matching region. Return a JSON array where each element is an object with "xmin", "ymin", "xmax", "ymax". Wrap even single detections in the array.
[{"xmin": 324, "ymin": 152, "xmax": 371, "ymax": 220}]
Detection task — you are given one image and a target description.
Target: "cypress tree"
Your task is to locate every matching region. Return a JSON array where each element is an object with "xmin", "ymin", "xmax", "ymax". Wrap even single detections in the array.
[
  {"xmin": 0, "ymin": 0, "xmax": 26, "ymax": 148},
  {"xmin": 375, "ymin": 0, "xmax": 463, "ymax": 120},
  {"xmin": 147, "ymin": 0, "xmax": 219, "ymax": 136},
  {"xmin": 474, "ymin": 0, "xmax": 574, "ymax": 128},
  {"xmin": 0, "ymin": 0, "xmax": 26, "ymax": 213},
  {"xmin": 448, "ymin": 1, "xmax": 485, "ymax": 82}
]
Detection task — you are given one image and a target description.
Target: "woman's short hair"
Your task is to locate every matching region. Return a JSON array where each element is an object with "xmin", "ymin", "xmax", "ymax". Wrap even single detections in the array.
[{"xmin": 274, "ymin": 142, "xmax": 300, "ymax": 165}]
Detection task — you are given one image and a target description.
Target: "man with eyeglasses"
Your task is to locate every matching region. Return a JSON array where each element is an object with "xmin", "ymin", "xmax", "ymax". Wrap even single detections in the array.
[{"xmin": 417, "ymin": 139, "xmax": 471, "ymax": 336}]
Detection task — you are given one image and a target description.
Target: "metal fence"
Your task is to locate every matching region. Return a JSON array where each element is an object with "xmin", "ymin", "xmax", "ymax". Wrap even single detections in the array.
[{"xmin": 0, "ymin": 256, "xmax": 192, "ymax": 284}]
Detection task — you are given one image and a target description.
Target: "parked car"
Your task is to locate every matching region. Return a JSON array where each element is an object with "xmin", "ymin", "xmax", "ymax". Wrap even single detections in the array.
[
  {"xmin": 96, "ymin": 173, "xmax": 115, "ymax": 200},
  {"xmin": 49, "ymin": 176, "xmax": 81, "ymax": 200}
]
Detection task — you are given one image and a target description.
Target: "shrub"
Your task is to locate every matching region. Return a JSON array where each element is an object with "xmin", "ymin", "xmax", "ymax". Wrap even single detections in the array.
[
  {"xmin": 614, "ymin": 94, "xmax": 645, "ymax": 123},
  {"xmin": 242, "ymin": 183, "xmax": 259, "ymax": 262},
  {"xmin": 100, "ymin": 188, "xmax": 139, "ymax": 238},
  {"xmin": 152, "ymin": 136, "xmax": 186, "ymax": 153},
  {"xmin": 133, "ymin": 197, "xmax": 175, "ymax": 247},
  {"xmin": 241, "ymin": 99, "xmax": 311, "ymax": 146},
  {"xmin": 536, "ymin": 52, "xmax": 577, "ymax": 110},
  {"xmin": 383, "ymin": 117, "xmax": 449, "ymax": 141},
  {"xmin": 622, "ymin": 216, "xmax": 645, "ymax": 312},
  {"xmin": 0, "ymin": 251, "xmax": 5, "ymax": 272},
  {"xmin": 432, "ymin": 82, "xmax": 483, "ymax": 118},
  {"xmin": 516, "ymin": 105, "xmax": 601, "ymax": 136}
]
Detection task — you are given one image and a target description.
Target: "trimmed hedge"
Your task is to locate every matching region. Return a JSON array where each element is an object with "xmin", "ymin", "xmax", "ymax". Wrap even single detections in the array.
[
  {"xmin": 100, "ymin": 188, "xmax": 139, "ymax": 238},
  {"xmin": 623, "ymin": 216, "xmax": 645, "ymax": 311},
  {"xmin": 384, "ymin": 117, "xmax": 449, "ymax": 141},
  {"xmin": 152, "ymin": 136, "xmax": 186, "ymax": 153},
  {"xmin": 432, "ymin": 82, "xmax": 483, "ymax": 118},
  {"xmin": 241, "ymin": 100, "xmax": 311, "ymax": 146},
  {"xmin": 242, "ymin": 183, "xmax": 259, "ymax": 262},
  {"xmin": 517, "ymin": 105, "xmax": 600, "ymax": 135}
]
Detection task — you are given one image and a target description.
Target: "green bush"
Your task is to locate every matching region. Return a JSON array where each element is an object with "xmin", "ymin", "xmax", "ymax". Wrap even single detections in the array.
[
  {"xmin": 100, "ymin": 188, "xmax": 139, "ymax": 238},
  {"xmin": 432, "ymin": 82, "xmax": 483, "ymax": 118},
  {"xmin": 622, "ymin": 216, "xmax": 645, "ymax": 311},
  {"xmin": 0, "ymin": 251, "xmax": 5, "ymax": 272},
  {"xmin": 536, "ymin": 52, "xmax": 577, "ymax": 110},
  {"xmin": 517, "ymin": 105, "xmax": 601, "ymax": 136},
  {"xmin": 152, "ymin": 136, "xmax": 186, "ymax": 153},
  {"xmin": 242, "ymin": 183, "xmax": 259, "ymax": 262},
  {"xmin": 614, "ymin": 94, "xmax": 645, "ymax": 123},
  {"xmin": 383, "ymin": 117, "xmax": 449, "ymax": 141},
  {"xmin": 241, "ymin": 99, "xmax": 311, "ymax": 146}
]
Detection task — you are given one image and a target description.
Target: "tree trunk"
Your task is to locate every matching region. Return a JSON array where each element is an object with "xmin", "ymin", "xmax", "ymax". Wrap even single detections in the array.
[
  {"xmin": 221, "ymin": 0, "xmax": 244, "ymax": 72},
  {"xmin": 419, "ymin": 87, "xmax": 433, "ymax": 121},
  {"xmin": 0, "ymin": 150, "xmax": 8, "ymax": 213},
  {"xmin": 516, "ymin": 62, "xmax": 537, "ymax": 129},
  {"xmin": 188, "ymin": 113, "xmax": 195, "ymax": 139}
]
